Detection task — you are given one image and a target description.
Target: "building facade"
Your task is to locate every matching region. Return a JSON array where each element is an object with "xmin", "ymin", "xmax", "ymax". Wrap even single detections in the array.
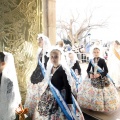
[{"xmin": 0, "ymin": 0, "xmax": 56, "ymax": 103}]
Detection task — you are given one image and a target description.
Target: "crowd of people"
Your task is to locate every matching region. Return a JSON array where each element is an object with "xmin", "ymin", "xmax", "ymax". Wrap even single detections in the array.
[
  {"xmin": 0, "ymin": 34, "xmax": 120, "ymax": 120},
  {"xmin": 72, "ymin": 40, "xmax": 110, "ymax": 63}
]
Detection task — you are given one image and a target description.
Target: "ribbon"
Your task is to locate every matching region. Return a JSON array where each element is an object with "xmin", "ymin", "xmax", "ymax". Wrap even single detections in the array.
[{"xmin": 90, "ymin": 59, "xmax": 115, "ymax": 85}]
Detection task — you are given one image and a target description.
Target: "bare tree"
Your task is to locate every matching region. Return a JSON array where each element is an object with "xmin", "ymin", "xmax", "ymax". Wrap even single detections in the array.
[{"xmin": 57, "ymin": 10, "xmax": 108, "ymax": 46}]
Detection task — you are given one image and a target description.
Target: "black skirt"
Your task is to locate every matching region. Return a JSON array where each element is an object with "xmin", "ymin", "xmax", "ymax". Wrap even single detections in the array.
[{"xmin": 30, "ymin": 63, "xmax": 44, "ymax": 84}]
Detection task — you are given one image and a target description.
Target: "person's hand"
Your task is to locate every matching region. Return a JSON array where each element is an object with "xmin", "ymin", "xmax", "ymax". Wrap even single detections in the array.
[
  {"xmin": 15, "ymin": 104, "xmax": 22, "ymax": 113},
  {"xmin": 90, "ymin": 74, "xmax": 94, "ymax": 79},
  {"xmin": 94, "ymin": 74, "xmax": 100, "ymax": 78}
]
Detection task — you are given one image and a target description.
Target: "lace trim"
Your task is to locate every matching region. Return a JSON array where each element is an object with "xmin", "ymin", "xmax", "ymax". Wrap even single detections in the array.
[
  {"xmin": 69, "ymin": 60, "xmax": 77, "ymax": 68},
  {"xmin": 7, "ymin": 80, "xmax": 13, "ymax": 94},
  {"xmin": 61, "ymin": 65, "xmax": 72, "ymax": 86}
]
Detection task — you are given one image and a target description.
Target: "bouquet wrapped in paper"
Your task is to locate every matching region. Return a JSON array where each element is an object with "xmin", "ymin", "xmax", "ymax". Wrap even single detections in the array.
[{"xmin": 16, "ymin": 104, "xmax": 29, "ymax": 120}]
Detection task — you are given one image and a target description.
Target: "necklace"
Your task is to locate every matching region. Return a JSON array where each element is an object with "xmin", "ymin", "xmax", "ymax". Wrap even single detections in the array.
[{"xmin": 53, "ymin": 65, "xmax": 60, "ymax": 69}]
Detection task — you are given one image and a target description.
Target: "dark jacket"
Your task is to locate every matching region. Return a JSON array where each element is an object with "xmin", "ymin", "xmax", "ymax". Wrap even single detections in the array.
[
  {"xmin": 87, "ymin": 58, "xmax": 108, "ymax": 78},
  {"xmin": 51, "ymin": 66, "xmax": 73, "ymax": 104},
  {"xmin": 72, "ymin": 60, "xmax": 81, "ymax": 75}
]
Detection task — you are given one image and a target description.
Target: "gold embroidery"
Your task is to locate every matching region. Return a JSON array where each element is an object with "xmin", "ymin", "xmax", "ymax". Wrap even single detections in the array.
[{"xmin": 0, "ymin": 0, "xmax": 43, "ymax": 104}]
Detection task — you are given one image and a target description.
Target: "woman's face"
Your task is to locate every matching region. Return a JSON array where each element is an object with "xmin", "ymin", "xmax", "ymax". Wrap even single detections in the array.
[
  {"xmin": 38, "ymin": 38, "xmax": 44, "ymax": 48},
  {"xmin": 93, "ymin": 49, "xmax": 100, "ymax": 58},
  {"xmin": 0, "ymin": 61, "xmax": 5, "ymax": 73},
  {"xmin": 114, "ymin": 41, "xmax": 120, "ymax": 48},
  {"xmin": 50, "ymin": 51, "xmax": 61, "ymax": 66},
  {"xmin": 68, "ymin": 53, "xmax": 74, "ymax": 61}
]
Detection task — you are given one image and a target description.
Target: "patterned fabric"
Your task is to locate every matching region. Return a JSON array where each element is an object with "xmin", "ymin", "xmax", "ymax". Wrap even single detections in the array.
[
  {"xmin": 71, "ymin": 76, "xmax": 77, "ymax": 97},
  {"xmin": 33, "ymin": 86, "xmax": 67, "ymax": 120},
  {"xmin": 25, "ymin": 50, "xmax": 47, "ymax": 116},
  {"xmin": 7, "ymin": 80, "xmax": 13, "ymax": 94},
  {"xmin": 24, "ymin": 81, "xmax": 48, "ymax": 117},
  {"xmin": 33, "ymin": 87, "xmax": 84, "ymax": 120},
  {"xmin": 0, "ymin": 76, "xmax": 20, "ymax": 120},
  {"xmin": 77, "ymin": 76, "xmax": 120, "ymax": 112},
  {"xmin": 91, "ymin": 76, "xmax": 110, "ymax": 89},
  {"xmin": 33, "ymin": 107, "xmax": 67, "ymax": 120},
  {"xmin": 38, "ymin": 87, "xmax": 58, "ymax": 116}
]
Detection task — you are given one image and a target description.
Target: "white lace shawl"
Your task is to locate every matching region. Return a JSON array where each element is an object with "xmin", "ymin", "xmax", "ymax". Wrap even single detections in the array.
[
  {"xmin": 37, "ymin": 34, "xmax": 51, "ymax": 67},
  {"xmin": 66, "ymin": 50, "xmax": 78, "ymax": 68},
  {"xmin": 0, "ymin": 52, "xmax": 21, "ymax": 120},
  {"xmin": 45, "ymin": 46, "xmax": 73, "ymax": 87}
]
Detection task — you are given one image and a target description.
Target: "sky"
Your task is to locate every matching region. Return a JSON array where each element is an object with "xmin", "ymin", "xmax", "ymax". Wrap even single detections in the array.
[{"xmin": 56, "ymin": 0, "xmax": 120, "ymax": 43}]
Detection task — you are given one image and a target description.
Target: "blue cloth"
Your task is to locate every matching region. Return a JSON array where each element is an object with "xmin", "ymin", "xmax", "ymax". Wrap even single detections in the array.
[
  {"xmin": 70, "ymin": 69, "xmax": 82, "ymax": 91},
  {"xmin": 49, "ymin": 81, "xmax": 75, "ymax": 120},
  {"xmin": 38, "ymin": 59, "xmax": 46, "ymax": 77},
  {"xmin": 85, "ymin": 43, "xmax": 90, "ymax": 53}
]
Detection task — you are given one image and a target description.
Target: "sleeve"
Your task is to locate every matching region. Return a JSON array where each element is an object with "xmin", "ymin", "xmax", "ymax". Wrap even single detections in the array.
[
  {"xmin": 99, "ymin": 59, "xmax": 108, "ymax": 78},
  {"xmin": 87, "ymin": 62, "xmax": 92, "ymax": 78},
  {"xmin": 62, "ymin": 70, "xmax": 73, "ymax": 104},
  {"xmin": 75, "ymin": 61, "xmax": 81, "ymax": 75}
]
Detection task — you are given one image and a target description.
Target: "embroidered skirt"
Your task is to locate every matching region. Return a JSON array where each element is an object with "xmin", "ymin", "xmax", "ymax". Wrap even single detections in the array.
[
  {"xmin": 32, "ymin": 87, "xmax": 67, "ymax": 120},
  {"xmin": 33, "ymin": 86, "xmax": 84, "ymax": 120},
  {"xmin": 24, "ymin": 81, "xmax": 48, "ymax": 116},
  {"xmin": 77, "ymin": 76, "xmax": 120, "ymax": 112}
]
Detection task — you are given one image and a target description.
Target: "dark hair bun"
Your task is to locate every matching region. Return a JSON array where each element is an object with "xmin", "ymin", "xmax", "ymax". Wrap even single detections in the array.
[{"xmin": 0, "ymin": 52, "xmax": 5, "ymax": 62}]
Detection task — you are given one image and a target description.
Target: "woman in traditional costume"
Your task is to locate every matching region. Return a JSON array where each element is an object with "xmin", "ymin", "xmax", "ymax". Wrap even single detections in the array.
[
  {"xmin": 77, "ymin": 47, "xmax": 120, "ymax": 112},
  {"xmin": 0, "ymin": 52, "xmax": 21, "ymax": 120},
  {"xmin": 67, "ymin": 50, "xmax": 82, "ymax": 82},
  {"xmin": 24, "ymin": 34, "xmax": 51, "ymax": 117},
  {"xmin": 107, "ymin": 40, "xmax": 120, "ymax": 89},
  {"xmin": 65, "ymin": 50, "xmax": 82, "ymax": 94},
  {"xmin": 33, "ymin": 46, "xmax": 84, "ymax": 120},
  {"xmin": 89, "ymin": 40, "xmax": 103, "ymax": 60}
]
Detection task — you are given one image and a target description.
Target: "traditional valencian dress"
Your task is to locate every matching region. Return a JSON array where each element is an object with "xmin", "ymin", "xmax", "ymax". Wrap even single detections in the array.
[
  {"xmin": 66, "ymin": 51, "xmax": 82, "ymax": 92},
  {"xmin": 0, "ymin": 52, "xmax": 21, "ymax": 120},
  {"xmin": 33, "ymin": 47, "xmax": 84, "ymax": 120},
  {"xmin": 24, "ymin": 34, "xmax": 50, "ymax": 116},
  {"xmin": 107, "ymin": 46, "xmax": 120, "ymax": 88},
  {"xmin": 24, "ymin": 48, "xmax": 49, "ymax": 116},
  {"xmin": 33, "ymin": 65, "xmax": 84, "ymax": 120},
  {"xmin": 69, "ymin": 59, "xmax": 82, "ymax": 83},
  {"xmin": 77, "ymin": 57, "xmax": 120, "ymax": 112}
]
